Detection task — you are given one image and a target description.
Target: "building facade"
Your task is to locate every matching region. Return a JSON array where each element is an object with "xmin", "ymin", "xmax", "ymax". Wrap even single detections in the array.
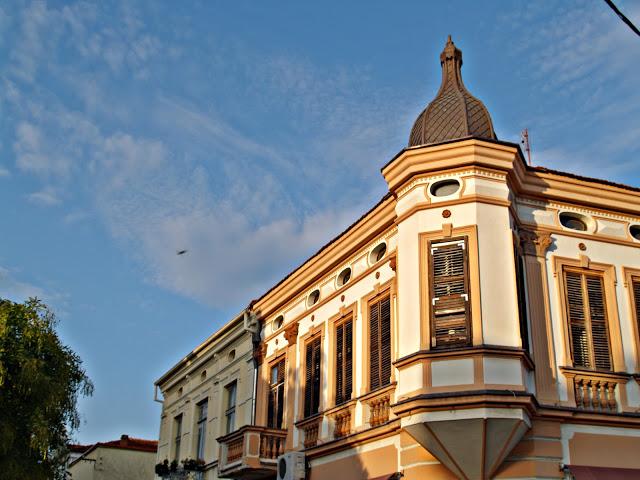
[
  {"xmin": 156, "ymin": 38, "xmax": 640, "ymax": 480},
  {"xmin": 154, "ymin": 309, "xmax": 259, "ymax": 478}
]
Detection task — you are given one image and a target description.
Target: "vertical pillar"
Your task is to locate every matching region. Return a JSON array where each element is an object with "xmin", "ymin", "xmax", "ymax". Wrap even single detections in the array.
[
  {"xmin": 284, "ymin": 323, "xmax": 299, "ymax": 450},
  {"xmin": 520, "ymin": 229, "xmax": 559, "ymax": 404},
  {"xmin": 253, "ymin": 343, "xmax": 268, "ymax": 426}
]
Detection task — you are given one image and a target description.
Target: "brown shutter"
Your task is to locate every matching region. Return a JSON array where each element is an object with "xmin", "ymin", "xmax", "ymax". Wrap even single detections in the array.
[
  {"xmin": 564, "ymin": 270, "xmax": 612, "ymax": 371},
  {"xmin": 304, "ymin": 336, "xmax": 321, "ymax": 417},
  {"xmin": 345, "ymin": 318, "xmax": 353, "ymax": 401},
  {"xmin": 335, "ymin": 321, "xmax": 344, "ymax": 405},
  {"xmin": 304, "ymin": 341, "xmax": 313, "ymax": 417},
  {"xmin": 335, "ymin": 318, "xmax": 354, "ymax": 405},
  {"xmin": 369, "ymin": 296, "xmax": 391, "ymax": 391},
  {"xmin": 380, "ymin": 297, "xmax": 391, "ymax": 387},
  {"xmin": 369, "ymin": 301, "xmax": 380, "ymax": 390},
  {"xmin": 430, "ymin": 238, "xmax": 470, "ymax": 348},
  {"xmin": 586, "ymin": 275, "xmax": 611, "ymax": 370},
  {"xmin": 565, "ymin": 272, "xmax": 590, "ymax": 368},
  {"xmin": 634, "ymin": 280, "xmax": 640, "ymax": 343}
]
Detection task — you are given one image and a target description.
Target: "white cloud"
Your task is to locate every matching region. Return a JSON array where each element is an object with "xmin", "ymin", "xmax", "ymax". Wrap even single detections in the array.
[
  {"xmin": 0, "ymin": 166, "xmax": 9, "ymax": 177},
  {"xmin": 14, "ymin": 122, "xmax": 72, "ymax": 177},
  {"xmin": 27, "ymin": 187, "xmax": 62, "ymax": 206}
]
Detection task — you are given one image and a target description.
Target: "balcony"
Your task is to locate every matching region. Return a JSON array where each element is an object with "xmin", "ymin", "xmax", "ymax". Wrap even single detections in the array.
[
  {"xmin": 217, "ymin": 425, "xmax": 287, "ymax": 479},
  {"xmin": 561, "ymin": 367, "xmax": 631, "ymax": 413}
]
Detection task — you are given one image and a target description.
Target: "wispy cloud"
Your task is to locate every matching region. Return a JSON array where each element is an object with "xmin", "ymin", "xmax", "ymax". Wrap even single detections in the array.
[
  {"xmin": 0, "ymin": 266, "xmax": 46, "ymax": 301},
  {"xmin": 27, "ymin": 187, "xmax": 62, "ymax": 206},
  {"xmin": 0, "ymin": 166, "xmax": 9, "ymax": 177}
]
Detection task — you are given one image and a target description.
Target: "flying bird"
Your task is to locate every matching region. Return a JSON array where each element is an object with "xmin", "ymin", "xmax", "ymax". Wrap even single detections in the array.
[{"xmin": 176, "ymin": 249, "xmax": 188, "ymax": 255}]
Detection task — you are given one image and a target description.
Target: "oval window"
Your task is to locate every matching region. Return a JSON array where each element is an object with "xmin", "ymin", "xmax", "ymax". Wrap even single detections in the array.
[
  {"xmin": 228, "ymin": 349, "xmax": 236, "ymax": 362},
  {"xmin": 369, "ymin": 242, "xmax": 387, "ymax": 264},
  {"xmin": 201, "ymin": 370, "xmax": 207, "ymax": 381},
  {"xmin": 307, "ymin": 289, "xmax": 320, "ymax": 307},
  {"xmin": 273, "ymin": 315, "xmax": 284, "ymax": 331},
  {"xmin": 559, "ymin": 212, "xmax": 588, "ymax": 231},
  {"xmin": 630, "ymin": 225, "xmax": 640, "ymax": 241},
  {"xmin": 337, "ymin": 268, "xmax": 351, "ymax": 287},
  {"xmin": 430, "ymin": 179, "xmax": 460, "ymax": 197}
]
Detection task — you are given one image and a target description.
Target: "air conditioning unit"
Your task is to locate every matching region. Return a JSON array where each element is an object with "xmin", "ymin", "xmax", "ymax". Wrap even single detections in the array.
[{"xmin": 276, "ymin": 451, "xmax": 306, "ymax": 480}]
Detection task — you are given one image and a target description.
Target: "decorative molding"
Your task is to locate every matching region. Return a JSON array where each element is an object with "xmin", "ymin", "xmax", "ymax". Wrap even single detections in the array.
[
  {"xmin": 519, "ymin": 229, "xmax": 553, "ymax": 258},
  {"xmin": 517, "ymin": 197, "xmax": 640, "ymax": 224},
  {"xmin": 284, "ymin": 323, "xmax": 299, "ymax": 346},
  {"xmin": 397, "ymin": 167, "xmax": 507, "ymax": 198}
]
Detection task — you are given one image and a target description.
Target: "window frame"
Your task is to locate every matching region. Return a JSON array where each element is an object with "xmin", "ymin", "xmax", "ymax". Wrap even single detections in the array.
[
  {"xmin": 173, "ymin": 414, "xmax": 183, "ymax": 462},
  {"xmin": 195, "ymin": 398, "xmax": 208, "ymax": 461},
  {"xmin": 562, "ymin": 267, "xmax": 613, "ymax": 371},
  {"xmin": 303, "ymin": 333, "xmax": 322, "ymax": 418},
  {"xmin": 267, "ymin": 356, "xmax": 286, "ymax": 429},
  {"xmin": 428, "ymin": 236, "xmax": 472, "ymax": 349},
  {"xmin": 419, "ymin": 226, "xmax": 482, "ymax": 349},
  {"xmin": 334, "ymin": 314, "xmax": 354, "ymax": 406},
  {"xmin": 224, "ymin": 381, "xmax": 237, "ymax": 434},
  {"xmin": 553, "ymin": 256, "xmax": 624, "ymax": 372},
  {"xmin": 623, "ymin": 267, "xmax": 640, "ymax": 372},
  {"xmin": 361, "ymin": 280, "xmax": 395, "ymax": 394}
]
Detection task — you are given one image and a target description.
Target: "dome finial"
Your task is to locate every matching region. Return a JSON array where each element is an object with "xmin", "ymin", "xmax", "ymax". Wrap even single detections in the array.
[{"xmin": 408, "ymin": 37, "xmax": 496, "ymax": 147}]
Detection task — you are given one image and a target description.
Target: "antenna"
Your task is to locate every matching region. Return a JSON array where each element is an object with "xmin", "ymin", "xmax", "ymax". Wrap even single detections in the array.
[{"xmin": 520, "ymin": 129, "xmax": 532, "ymax": 166}]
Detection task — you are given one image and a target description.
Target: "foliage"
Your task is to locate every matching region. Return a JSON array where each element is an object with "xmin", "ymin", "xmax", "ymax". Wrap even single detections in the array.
[
  {"xmin": 0, "ymin": 298, "xmax": 93, "ymax": 480},
  {"xmin": 155, "ymin": 458, "xmax": 205, "ymax": 479}
]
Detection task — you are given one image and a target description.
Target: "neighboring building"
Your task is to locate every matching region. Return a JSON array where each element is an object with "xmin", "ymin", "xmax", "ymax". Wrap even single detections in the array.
[
  {"xmin": 66, "ymin": 435, "xmax": 157, "ymax": 480},
  {"xmin": 156, "ymin": 37, "xmax": 640, "ymax": 480},
  {"xmin": 154, "ymin": 310, "xmax": 259, "ymax": 478}
]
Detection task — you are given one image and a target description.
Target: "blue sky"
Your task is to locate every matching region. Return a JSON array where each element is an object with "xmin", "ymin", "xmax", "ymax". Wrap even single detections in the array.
[{"xmin": 1, "ymin": 1, "xmax": 639, "ymax": 444}]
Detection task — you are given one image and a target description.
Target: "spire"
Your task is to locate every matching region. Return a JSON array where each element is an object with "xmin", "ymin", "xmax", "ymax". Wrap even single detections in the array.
[{"xmin": 408, "ymin": 36, "xmax": 496, "ymax": 147}]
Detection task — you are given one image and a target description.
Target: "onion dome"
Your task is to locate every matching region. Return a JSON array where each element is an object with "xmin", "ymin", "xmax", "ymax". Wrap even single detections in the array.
[{"xmin": 409, "ymin": 36, "xmax": 496, "ymax": 147}]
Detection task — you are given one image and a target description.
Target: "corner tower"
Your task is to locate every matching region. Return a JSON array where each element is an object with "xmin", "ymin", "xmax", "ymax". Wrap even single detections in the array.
[{"xmin": 386, "ymin": 37, "xmax": 532, "ymax": 480}]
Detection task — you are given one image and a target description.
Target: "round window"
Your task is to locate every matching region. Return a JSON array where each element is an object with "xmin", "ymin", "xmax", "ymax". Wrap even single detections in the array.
[
  {"xmin": 273, "ymin": 315, "xmax": 284, "ymax": 331},
  {"xmin": 630, "ymin": 225, "xmax": 640, "ymax": 241},
  {"xmin": 201, "ymin": 370, "xmax": 207, "ymax": 381},
  {"xmin": 307, "ymin": 289, "xmax": 320, "ymax": 307},
  {"xmin": 228, "ymin": 349, "xmax": 236, "ymax": 362},
  {"xmin": 430, "ymin": 179, "xmax": 461, "ymax": 197},
  {"xmin": 559, "ymin": 212, "xmax": 588, "ymax": 231},
  {"xmin": 369, "ymin": 242, "xmax": 387, "ymax": 264},
  {"xmin": 337, "ymin": 268, "xmax": 351, "ymax": 287}
]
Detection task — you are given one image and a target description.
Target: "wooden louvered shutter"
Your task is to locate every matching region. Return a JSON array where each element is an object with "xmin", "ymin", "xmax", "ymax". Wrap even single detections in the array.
[
  {"xmin": 586, "ymin": 275, "xmax": 611, "ymax": 370},
  {"xmin": 335, "ymin": 318, "xmax": 353, "ymax": 405},
  {"xmin": 633, "ymin": 280, "xmax": 640, "ymax": 344},
  {"xmin": 369, "ymin": 296, "xmax": 392, "ymax": 390},
  {"xmin": 564, "ymin": 270, "xmax": 612, "ymax": 371},
  {"xmin": 304, "ymin": 336, "xmax": 321, "ymax": 417},
  {"xmin": 380, "ymin": 297, "xmax": 391, "ymax": 387},
  {"xmin": 369, "ymin": 301, "xmax": 380, "ymax": 390},
  {"xmin": 430, "ymin": 238, "xmax": 470, "ymax": 348},
  {"xmin": 336, "ymin": 322, "xmax": 344, "ymax": 404}
]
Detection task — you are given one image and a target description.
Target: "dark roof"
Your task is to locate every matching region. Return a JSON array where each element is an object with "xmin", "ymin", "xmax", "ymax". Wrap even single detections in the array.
[{"xmin": 409, "ymin": 36, "xmax": 496, "ymax": 147}]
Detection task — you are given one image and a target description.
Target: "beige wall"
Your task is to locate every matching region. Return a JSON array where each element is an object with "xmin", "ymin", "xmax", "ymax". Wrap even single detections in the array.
[{"xmin": 68, "ymin": 447, "xmax": 156, "ymax": 480}]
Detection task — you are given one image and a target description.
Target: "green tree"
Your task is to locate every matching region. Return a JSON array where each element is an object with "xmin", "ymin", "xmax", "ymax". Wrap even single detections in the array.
[{"xmin": 0, "ymin": 298, "xmax": 93, "ymax": 480}]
